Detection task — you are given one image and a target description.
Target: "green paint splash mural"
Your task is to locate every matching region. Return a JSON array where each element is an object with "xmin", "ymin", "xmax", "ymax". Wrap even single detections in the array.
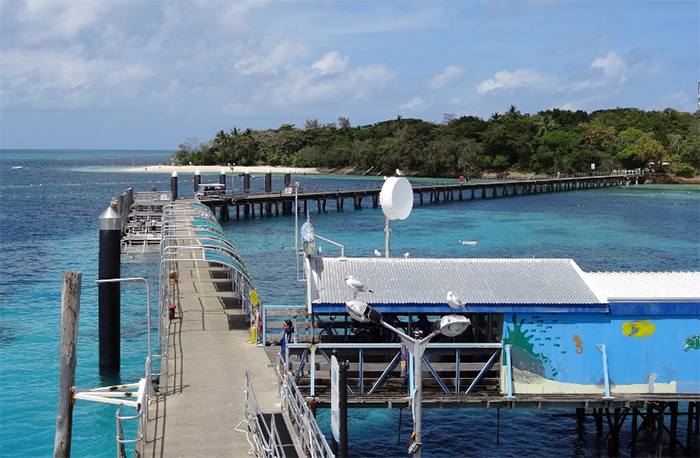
[
  {"xmin": 504, "ymin": 315, "xmax": 557, "ymax": 379},
  {"xmin": 683, "ymin": 334, "xmax": 700, "ymax": 351}
]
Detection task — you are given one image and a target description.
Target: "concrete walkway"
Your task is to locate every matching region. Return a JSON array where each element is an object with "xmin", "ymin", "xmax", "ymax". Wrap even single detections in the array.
[{"xmin": 144, "ymin": 257, "xmax": 281, "ymax": 457}]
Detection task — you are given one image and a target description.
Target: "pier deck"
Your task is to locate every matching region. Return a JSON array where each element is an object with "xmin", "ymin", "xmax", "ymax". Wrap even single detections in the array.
[
  {"xmin": 197, "ymin": 174, "xmax": 638, "ymax": 219},
  {"xmin": 144, "ymin": 222, "xmax": 284, "ymax": 456}
]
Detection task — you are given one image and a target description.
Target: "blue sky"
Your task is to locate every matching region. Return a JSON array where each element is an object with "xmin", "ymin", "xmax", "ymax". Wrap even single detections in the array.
[{"xmin": 1, "ymin": 0, "xmax": 697, "ymax": 150}]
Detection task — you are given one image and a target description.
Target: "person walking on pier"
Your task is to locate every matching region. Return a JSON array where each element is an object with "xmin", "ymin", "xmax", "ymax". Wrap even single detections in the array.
[{"xmin": 279, "ymin": 320, "xmax": 294, "ymax": 376}]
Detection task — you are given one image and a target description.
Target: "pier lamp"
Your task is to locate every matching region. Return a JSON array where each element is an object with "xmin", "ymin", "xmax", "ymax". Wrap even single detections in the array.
[{"xmin": 345, "ymin": 300, "xmax": 470, "ymax": 457}]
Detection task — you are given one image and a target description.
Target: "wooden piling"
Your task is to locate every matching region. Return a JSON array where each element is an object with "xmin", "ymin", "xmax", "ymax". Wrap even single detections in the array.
[{"xmin": 54, "ymin": 271, "xmax": 82, "ymax": 458}]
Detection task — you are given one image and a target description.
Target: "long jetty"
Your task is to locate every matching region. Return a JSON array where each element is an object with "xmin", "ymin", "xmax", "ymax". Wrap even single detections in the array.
[
  {"xmin": 143, "ymin": 201, "xmax": 331, "ymax": 457},
  {"xmin": 200, "ymin": 173, "xmax": 640, "ymax": 219}
]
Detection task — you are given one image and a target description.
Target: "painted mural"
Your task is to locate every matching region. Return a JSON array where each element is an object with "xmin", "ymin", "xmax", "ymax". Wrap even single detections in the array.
[{"xmin": 502, "ymin": 313, "xmax": 700, "ymax": 395}]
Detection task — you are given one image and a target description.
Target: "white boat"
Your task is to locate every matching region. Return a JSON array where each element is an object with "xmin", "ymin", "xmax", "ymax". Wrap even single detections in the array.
[{"xmin": 11, "ymin": 166, "xmax": 23, "ymax": 170}]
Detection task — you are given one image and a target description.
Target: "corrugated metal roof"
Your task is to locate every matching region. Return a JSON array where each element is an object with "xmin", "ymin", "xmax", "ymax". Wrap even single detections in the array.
[
  {"xmin": 585, "ymin": 271, "xmax": 700, "ymax": 300},
  {"xmin": 308, "ymin": 257, "xmax": 603, "ymax": 306}
]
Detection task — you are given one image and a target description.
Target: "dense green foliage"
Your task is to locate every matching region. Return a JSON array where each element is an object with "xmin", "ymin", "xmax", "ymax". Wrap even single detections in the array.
[{"xmin": 173, "ymin": 107, "xmax": 699, "ymax": 177}]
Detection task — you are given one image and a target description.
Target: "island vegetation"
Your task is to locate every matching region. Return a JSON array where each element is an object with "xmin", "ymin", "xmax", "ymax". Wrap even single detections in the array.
[{"xmin": 172, "ymin": 107, "xmax": 699, "ymax": 179}]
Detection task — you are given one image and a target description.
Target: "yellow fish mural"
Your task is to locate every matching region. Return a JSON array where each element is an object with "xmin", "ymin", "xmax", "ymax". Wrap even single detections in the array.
[{"xmin": 622, "ymin": 319, "xmax": 655, "ymax": 338}]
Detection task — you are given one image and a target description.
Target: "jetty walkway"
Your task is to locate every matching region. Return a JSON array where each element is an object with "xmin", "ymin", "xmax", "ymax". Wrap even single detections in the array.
[
  {"xmin": 197, "ymin": 173, "xmax": 640, "ymax": 219},
  {"xmin": 143, "ymin": 201, "xmax": 331, "ymax": 457}
]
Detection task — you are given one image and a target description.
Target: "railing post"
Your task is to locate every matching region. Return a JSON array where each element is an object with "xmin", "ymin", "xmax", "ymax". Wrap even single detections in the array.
[
  {"xmin": 597, "ymin": 344, "xmax": 612, "ymax": 399},
  {"xmin": 504, "ymin": 344, "xmax": 514, "ymax": 398}
]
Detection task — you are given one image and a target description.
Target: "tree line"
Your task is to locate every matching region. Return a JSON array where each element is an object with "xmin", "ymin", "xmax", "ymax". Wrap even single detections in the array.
[{"xmin": 172, "ymin": 106, "xmax": 700, "ymax": 178}]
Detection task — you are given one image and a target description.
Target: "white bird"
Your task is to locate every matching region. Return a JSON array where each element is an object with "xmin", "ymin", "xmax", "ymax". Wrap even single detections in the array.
[
  {"xmin": 446, "ymin": 291, "xmax": 467, "ymax": 313},
  {"xmin": 317, "ymin": 245, "xmax": 322, "ymax": 255},
  {"xmin": 403, "ymin": 252, "xmax": 410, "ymax": 258},
  {"xmin": 345, "ymin": 275, "xmax": 373, "ymax": 298},
  {"xmin": 374, "ymin": 248, "xmax": 382, "ymax": 257},
  {"xmin": 396, "ymin": 168, "xmax": 404, "ymax": 176}
]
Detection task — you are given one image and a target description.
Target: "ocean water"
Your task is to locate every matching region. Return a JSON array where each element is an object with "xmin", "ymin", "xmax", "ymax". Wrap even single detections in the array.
[{"xmin": 0, "ymin": 149, "xmax": 698, "ymax": 457}]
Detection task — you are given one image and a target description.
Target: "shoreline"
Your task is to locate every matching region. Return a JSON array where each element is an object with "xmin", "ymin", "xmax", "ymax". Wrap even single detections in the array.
[
  {"xmin": 115, "ymin": 164, "xmax": 321, "ymax": 175},
  {"xmin": 115, "ymin": 164, "xmax": 700, "ymax": 184}
]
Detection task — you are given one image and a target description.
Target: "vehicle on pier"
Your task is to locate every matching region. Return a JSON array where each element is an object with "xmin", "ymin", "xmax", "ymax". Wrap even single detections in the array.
[{"xmin": 195, "ymin": 183, "xmax": 226, "ymax": 200}]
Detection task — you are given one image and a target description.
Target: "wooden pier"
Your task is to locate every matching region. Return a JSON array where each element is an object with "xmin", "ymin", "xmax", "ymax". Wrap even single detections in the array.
[{"xmin": 199, "ymin": 174, "xmax": 637, "ymax": 219}]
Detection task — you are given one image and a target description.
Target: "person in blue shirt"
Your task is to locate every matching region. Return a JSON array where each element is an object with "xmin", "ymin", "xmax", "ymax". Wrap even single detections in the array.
[{"xmin": 279, "ymin": 320, "xmax": 294, "ymax": 376}]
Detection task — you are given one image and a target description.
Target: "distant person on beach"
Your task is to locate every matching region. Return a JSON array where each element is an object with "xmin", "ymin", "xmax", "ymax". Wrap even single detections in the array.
[{"xmin": 279, "ymin": 320, "xmax": 294, "ymax": 376}]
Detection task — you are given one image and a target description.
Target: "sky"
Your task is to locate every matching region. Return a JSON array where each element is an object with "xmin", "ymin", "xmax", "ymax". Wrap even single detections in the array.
[{"xmin": 0, "ymin": 0, "xmax": 698, "ymax": 150}]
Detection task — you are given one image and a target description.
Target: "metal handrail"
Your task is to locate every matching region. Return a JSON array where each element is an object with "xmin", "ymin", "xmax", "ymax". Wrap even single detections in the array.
[
  {"xmin": 279, "ymin": 369, "xmax": 334, "ymax": 458},
  {"xmin": 245, "ymin": 371, "xmax": 288, "ymax": 458},
  {"xmin": 286, "ymin": 341, "xmax": 503, "ymax": 397}
]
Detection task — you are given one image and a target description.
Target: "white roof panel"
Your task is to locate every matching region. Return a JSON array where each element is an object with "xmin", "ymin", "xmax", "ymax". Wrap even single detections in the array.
[
  {"xmin": 584, "ymin": 271, "xmax": 700, "ymax": 300},
  {"xmin": 308, "ymin": 257, "xmax": 603, "ymax": 306}
]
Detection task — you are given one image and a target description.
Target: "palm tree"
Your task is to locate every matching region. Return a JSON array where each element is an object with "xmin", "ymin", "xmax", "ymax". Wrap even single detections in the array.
[{"xmin": 534, "ymin": 114, "xmax": 557, "ymax": 137}]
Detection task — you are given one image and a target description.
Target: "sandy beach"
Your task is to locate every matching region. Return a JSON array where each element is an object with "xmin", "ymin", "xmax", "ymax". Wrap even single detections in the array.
[{"xmin": 116, "ymin": 164, "xmax": 320, "ymax": 175}]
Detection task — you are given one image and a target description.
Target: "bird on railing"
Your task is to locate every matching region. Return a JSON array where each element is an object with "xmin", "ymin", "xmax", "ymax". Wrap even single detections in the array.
[{"xmin": 374, "ymin": 248, "xmax": 381, "ymax": 257}]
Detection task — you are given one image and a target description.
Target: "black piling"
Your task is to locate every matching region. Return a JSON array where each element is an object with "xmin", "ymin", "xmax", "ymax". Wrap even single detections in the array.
[
  {"xmin": 244, "ymin": 169, "xmax": 251, "ymax": 194},
  {"xmin": 194, "ymin": 168, "xmax": 201, "ymax": 195},
  {"xmin": 284, "ymin": 168, "xmax": 291, "ymax": 187},
  {"xmin": 171, "ymin": 171, "xmax": 178, "ymax": 200},
  {"xmin": 219, "ymin": 168, "xmax": 226, "ymax": 190},
  {"xmin": 98, "ymin": 207, "xmax": 121, "ymax": 372},
  {"xmin": 265, "ymin": 168, "xmax": 272, "ymax": 193}
]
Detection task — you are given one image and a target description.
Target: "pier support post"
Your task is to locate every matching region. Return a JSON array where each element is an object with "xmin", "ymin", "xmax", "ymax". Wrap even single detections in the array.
[
  {"xmin": 265, "ymin": 168, "xmax": 272, "ymax": 193},
  {"xmin": 54, "ymin": 271, "xmax": 82, "ymax": 458},
  {"xmin": 220, "ymin": 168, "xmax": 226, "ymax": 190},
  {"xmin": 194, "ymin": 168, "xmax": 201, "ymax": 195},
  {"xmin": 98, "ymin": 208, "xmax": 121, "ymax": 371},
  {"xmin": 265, "ymin": 168, "xmax": 272, "ymax": 214},
  {"xmin": 284, "ymin": 168, "xmax": 291, "ymax": 187},
  {"xmin": 244, "ymin": 168, "xmax": 250, "ymax": 194},
  {"xmin": 171, "ymin": 171, "xmax": 178, "ymax": 200}
]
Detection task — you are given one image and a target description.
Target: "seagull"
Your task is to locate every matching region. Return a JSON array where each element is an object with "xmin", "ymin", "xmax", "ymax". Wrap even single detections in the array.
[
  {"xmin": 403, "ymin": 252, "xmax": 410, "ymax": 258},
  {"xmin": 395, "ymin": 168, "xmax": 404, "ymax": 176},
  {"xmin": 446, "ymin": 291, "xmax": 467, "ymax": 314},
  {"xmin": 345, "ymin": 275, "xmax": 373, "ymax": 299},
  {"xmin": 317, "ymin": 245, "xmax": 322, "ymax": 255},
  {"xmin": 374, "ymin": 248, "xmax": 382, "ymax": 257}
]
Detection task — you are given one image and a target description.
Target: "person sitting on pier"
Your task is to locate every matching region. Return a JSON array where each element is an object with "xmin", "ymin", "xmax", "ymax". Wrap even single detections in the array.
[
  {"xmin": 278, "ymin": 320, "xmax": 295, "ymax": 376},
  {"xmin": 150, "ymin": 218, "xmax": 157, "ymax": 234}
]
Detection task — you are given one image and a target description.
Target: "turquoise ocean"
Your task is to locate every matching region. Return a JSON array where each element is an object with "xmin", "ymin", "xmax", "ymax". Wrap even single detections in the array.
[{"xmin": 0, "ymin": 149, "xmax": 698, "ymax": 457}]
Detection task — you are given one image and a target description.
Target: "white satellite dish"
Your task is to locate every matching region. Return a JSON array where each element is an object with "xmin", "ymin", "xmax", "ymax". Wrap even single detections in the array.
[
  {"xmin": 378, "ymin": 177, "xmax": 412, "ymax": 258},
  {"xmin": 380, "ymin": 177, "xmax": 413, "ymax": 221}
]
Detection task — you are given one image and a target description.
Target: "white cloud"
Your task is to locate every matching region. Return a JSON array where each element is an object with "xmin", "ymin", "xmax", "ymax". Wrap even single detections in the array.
[
  {"xmin": 312, "ymin": 52, "xmax": 349, "ymax": 75},
  {"xmin": 250, "ymin": 60, "xmax": 397, "ymax": 113},
  {"xmin": 429, "ymin": 65, "xmax": 464, "ymax": 91},
  {"xmin": 399, "ymin": 96, "xmax": 425, "ymax": 110},
  {"xmin": 13, "ymin": 0, "xmax": 107, "ymax": 46},
  {"xmin": 477, "ymin": 68, "xmax": 552, "ymax": 94},
  {"xmin": 235, "ymin": 37, "xmax": 312, "ymax": 75},
  {"xmin": 591, "ymin": 52, "xmax": 627, "ymax": 77}
]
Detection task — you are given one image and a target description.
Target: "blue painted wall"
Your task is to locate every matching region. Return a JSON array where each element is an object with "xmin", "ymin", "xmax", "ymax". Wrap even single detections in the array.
[{"xmin": 503, "ymin": 313, "xmax": 700, "ymax": 394}]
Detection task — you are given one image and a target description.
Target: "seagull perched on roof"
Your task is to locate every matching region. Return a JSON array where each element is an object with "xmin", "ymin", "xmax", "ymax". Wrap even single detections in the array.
[
  {"xmin": 403, "ymin": 252, "xmax": 410, "ymax": 258},
  {"xmin": 345, "ymin": 275, "xmax": 373, "ymax": 299},
  {"xmin": 374, "ymin": 248, "xmax": 382, "ymax": 257},
  {"xmin": 446, "ymin": 291, "xmax": 467, "ymax": 314}
]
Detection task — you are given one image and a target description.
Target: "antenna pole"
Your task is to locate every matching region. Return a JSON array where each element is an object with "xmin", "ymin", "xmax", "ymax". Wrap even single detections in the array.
[
  {"xmin": 384, "ymin": 217, "xmax": 391, "ymax": 258},
  {"xmin": 295, "ymin": 183, "xmax": 300, "ymax": 280}
]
